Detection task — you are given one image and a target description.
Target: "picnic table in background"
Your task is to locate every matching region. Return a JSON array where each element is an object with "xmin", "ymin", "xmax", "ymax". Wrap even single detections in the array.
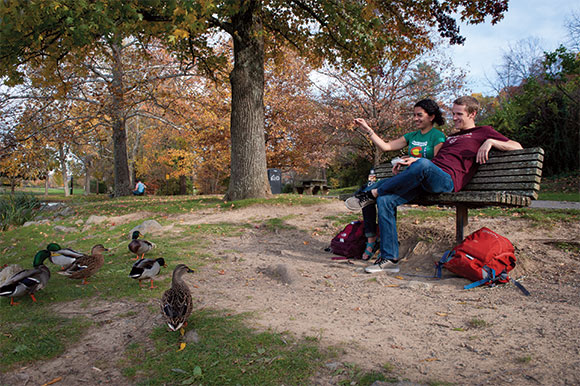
[{"xmin": 294, "ymin": 179, "xmax": 329, "ymax": 195}]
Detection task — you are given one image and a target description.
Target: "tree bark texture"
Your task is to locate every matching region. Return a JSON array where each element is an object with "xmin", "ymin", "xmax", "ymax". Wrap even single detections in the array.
[
  {"xmin": 110, "ymin": 43, "xmax": 132, "ymax": 197},
  {"xmin": 224, "ymin": 3, "xmax": 271, "ymax": 201},
  {"xmin": 179, "ymin": 175, "xmax": 187, "ymax": 195}
]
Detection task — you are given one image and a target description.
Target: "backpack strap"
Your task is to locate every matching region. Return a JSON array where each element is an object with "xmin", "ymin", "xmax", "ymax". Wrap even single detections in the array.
[
  {"xmin": 435, "ymin": 250, "xmax": 455, "ymax": 279},
  {"xmin": 464, "ymin": 266, "xmax": 496, "ymax": 290},
  {"xmin": 512, "ymin": 279, "xmax": 531, "ymax": 296}
]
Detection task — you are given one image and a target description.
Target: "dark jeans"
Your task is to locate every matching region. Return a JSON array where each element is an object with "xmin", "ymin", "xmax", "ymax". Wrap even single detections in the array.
[
  {"xmin": 362, "ymin": 204, "xmax": 378, "ymax": 238},
  {"xmin": 363, "ymin": 158, "xmax": 454, "ymax": 260}
]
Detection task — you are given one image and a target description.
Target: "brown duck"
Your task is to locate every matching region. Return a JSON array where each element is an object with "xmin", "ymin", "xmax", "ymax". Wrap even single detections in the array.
[
  {"xmin": 58, "ymin": 244, "xmax": 108, "ymax": 284},
  {"xmin": 161, "ymin": 264, "xmax": 194, "ymax": 334}
]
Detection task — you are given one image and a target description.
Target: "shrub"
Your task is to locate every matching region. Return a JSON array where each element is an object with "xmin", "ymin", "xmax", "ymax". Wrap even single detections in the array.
[{"xmin": 0, "ymin": 193, "xmax": 41, "ymax": 230}]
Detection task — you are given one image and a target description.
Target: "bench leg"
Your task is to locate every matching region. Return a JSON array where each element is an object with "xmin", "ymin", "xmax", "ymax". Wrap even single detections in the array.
[{"xmin": 455, "ymin": 205, "xmax": 468, "ymax": 244}]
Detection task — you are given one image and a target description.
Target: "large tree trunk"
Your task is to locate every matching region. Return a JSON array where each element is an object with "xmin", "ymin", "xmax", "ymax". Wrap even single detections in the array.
[
  {"xmin": 128, "ymin": 115, "xmax": 143, "ymax": 187},
  {"xmin": 224, "ymin": 3, "xmax": 271, "ymax": 201},
  {"xmin": 179, "ymin": 175, "xmax": 187, "ymax": 195},
  {"xmin": 110, "ymin": 42, "xmax": 132, "ymax": 197}
]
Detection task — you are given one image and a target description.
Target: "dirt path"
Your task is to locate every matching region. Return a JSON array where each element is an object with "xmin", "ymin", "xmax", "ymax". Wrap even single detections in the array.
[{"xmin": 3, "ymin": 200, "xmax": 580, "ymax": 385}]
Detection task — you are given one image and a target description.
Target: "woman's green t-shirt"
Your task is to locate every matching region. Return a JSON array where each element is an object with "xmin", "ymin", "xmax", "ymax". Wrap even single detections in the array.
[{"xmin": 403, "ymin": 128, "xmax": 446, "ymax": 159}]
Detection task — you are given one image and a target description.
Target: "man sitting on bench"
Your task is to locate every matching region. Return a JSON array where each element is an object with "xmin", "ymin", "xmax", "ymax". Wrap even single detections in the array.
[{"xmin": 345, "ymin": 96, "xmax": 523, "ymax": 274}]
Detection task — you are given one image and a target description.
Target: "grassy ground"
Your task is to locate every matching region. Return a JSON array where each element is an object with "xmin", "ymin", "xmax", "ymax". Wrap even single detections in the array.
[
  {"xmin": 1, "ymin": 189, "xmax": 579, "ymax": 384},
  {"xmin": 1, "ymin": 194, "xmax": 400, "ymax": 385}
]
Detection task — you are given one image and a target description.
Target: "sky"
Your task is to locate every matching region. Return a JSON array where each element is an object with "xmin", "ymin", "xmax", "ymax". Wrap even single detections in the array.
[{"xmin": 449, "ymin": 0, "xmax": 578, "ymax": 95}]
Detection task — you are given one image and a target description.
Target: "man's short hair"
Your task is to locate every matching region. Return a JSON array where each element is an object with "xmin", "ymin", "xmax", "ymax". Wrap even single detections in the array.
[{"xmin": 453, "ymin": 96, "xmax": 480, "ymax": 115}]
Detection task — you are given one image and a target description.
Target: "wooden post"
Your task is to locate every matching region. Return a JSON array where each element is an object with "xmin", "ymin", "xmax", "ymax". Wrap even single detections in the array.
[{"xmin": 455, "ymin": 204, "xmax": 468, "ymax": 244}]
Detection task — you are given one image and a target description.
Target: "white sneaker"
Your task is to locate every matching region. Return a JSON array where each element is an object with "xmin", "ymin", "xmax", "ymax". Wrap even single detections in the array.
[
  {"xmin": 364, "ymin": 258, "xmax": 400, "ymax": 273},
  {"xmin": 344, "ymin": 192, "xmax": 376, "ymax": 211}
]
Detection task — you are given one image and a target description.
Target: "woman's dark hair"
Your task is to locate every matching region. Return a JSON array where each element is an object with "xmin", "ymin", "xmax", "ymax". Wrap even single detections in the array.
[{"xmin": 414, "ymin": 99, "xmax": 445, "ymax": 126}]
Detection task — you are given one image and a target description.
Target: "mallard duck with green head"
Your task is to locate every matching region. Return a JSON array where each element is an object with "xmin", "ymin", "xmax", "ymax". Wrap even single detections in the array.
[
  {"xmin": 161, "ymin": 264, "xmax": 194, "ymax": 334},
  {"xmin": 58, "ymin": 244, "xmax": 108, "ymax": 285},
  {"xmin": 46, "ymin": 243, "xmax": 98, "ymax": 269},
  {"xmin": 0, "ymin": 250, "xmax": 51, "ymax": 306},
  {"xmin": 0, "ymin": 264, "xmax": 23, "ymax": 287},
  {"xmin": 128, "ymin": 231, "xmax": 155, "ymax": 260},
  {"xmin": 129, "ymin": 257, "xmax": 166, "ymax": 288}
]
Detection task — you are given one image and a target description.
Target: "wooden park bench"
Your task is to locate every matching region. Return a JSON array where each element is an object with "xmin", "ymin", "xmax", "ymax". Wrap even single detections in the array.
[
  {"xmin": 372, "ymin": 147, "xmax": 545, "ymax": 244},
  {"xmin": 294, "ymin": 178, "xmax": 330, "ymax": 195}
]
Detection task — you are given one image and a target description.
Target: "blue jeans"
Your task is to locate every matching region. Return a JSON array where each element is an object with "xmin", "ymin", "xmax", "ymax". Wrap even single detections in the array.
[{"xmin": 363, "ymin": 158, "xmax": 454, "ymax": 261}]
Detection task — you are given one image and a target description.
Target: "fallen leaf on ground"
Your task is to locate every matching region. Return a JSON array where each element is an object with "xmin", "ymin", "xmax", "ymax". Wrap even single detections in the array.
[
  {"xmin": 41, "ymin": 377, "xmax": 62, "ymax": 386},
  {"xmin": 177, "ymin": 342, "xmax": 187, "ymax": 352}
]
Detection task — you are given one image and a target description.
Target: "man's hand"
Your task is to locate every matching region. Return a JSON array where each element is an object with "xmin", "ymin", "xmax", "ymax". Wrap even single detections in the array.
[
  {"xmin": 477, "ymin": 138, "xmax": 522, "ymax": 163},
  {"xmin": 392, "ymin": 157, "xmax": 418, "ymax": 175},
  {"xmin": 477, "ymin": 139, "xmax": 494, "ymax": 164}
]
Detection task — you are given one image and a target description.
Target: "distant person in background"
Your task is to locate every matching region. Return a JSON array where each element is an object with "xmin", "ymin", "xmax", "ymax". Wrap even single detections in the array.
[
  {"xmin": 351, "ymin": 98, "xmax": 447, "ymax": 260},
  {"xmin": 133, "ymin": 180, "xmax": 146, "ymax": 196}
]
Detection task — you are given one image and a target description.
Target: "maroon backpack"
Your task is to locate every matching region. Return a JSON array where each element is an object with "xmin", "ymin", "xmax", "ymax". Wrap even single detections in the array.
[{"xmin": 330, "ymin": 221, "xmax": 366, "ymax": 258}]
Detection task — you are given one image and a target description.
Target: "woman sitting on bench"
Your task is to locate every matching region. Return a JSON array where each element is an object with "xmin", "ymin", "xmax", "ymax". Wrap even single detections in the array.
[{"xmin": 349, "ymin": 98, "xmax": 447, "ymax": 261}]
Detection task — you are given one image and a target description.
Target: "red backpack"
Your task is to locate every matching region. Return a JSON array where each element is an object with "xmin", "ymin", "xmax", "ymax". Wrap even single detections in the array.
[
  {"xmin": 436, "ymin": 227, "xmax": 517, "ymax": 289},
  {"xmin": 329, "ymin": 221, "xmax": 366, "ymax": 258}
]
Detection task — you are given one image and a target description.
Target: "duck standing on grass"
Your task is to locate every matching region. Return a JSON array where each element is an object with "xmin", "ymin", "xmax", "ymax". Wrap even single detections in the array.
[
  {"xmin": 129, "ymin": 257, "xmax": 166, "ymax": 288},
  {"xmin": 161, "ymin": 264, "xmax": 194, "ymax": 335},
  {"xmin": 128, "ymin": 231, "xmax": 155, "ymax": 260},
  {"xmin": 0, "ymin": 264, "xmax": 23, "ymax": 287},
  {"xmin": 58, "ymin": 244, "xmax": 108, "ymax": 285},
  {"xmin": 46, "ymin": 243, "xmax": 99, "ymax": 269},
  {"xmin": 0, "ymin": 250, "xmax": 51, "ymax": 306}
]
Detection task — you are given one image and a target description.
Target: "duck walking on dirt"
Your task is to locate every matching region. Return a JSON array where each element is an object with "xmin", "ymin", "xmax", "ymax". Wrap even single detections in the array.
[
  {"xmin": 128, "ymin": 231, "xmax": 155, "ymax": 260},
  {"xmin": 58, "ymin": 245, "xmax": 108, "ymax": 285},
  {"xmin": 0, "ymin": 250, "xmax": 51, "ymax": 306},
  {"xmin": 161, "ymin": 264, "xmax": 194, "ymax": 335},
  {"xmin": 129, "ymin": 257, "xmax": 166, "ymax": 289}
]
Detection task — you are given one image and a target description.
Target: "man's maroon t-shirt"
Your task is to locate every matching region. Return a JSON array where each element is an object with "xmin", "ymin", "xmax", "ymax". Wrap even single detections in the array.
[{"xmin": 432, "ymin": 126, "xmax": 509, "ymax": 192}]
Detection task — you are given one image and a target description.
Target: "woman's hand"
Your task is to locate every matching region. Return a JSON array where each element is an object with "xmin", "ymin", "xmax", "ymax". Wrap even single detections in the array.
[{"xmin": 353, "ymin": 118, "xmax": 373, "ymax": 136}]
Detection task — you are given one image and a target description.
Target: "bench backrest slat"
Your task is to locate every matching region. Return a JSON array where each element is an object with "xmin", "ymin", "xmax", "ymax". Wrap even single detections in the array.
[
  {"xmin": 475, "ymin": 166, "xmax": 542, "ymax": 177},
  {"xmin": 374, "ymin": 147, "xmax": 544, "ymax": 201}
]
